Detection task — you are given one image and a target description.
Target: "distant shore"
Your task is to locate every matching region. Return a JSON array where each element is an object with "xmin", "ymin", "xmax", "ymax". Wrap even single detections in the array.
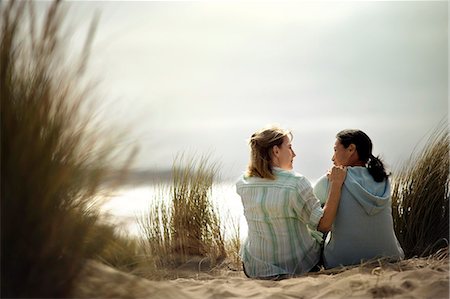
[{"xmin": 102, "ymin": 169, "xmax": 173, "ymax": 186}]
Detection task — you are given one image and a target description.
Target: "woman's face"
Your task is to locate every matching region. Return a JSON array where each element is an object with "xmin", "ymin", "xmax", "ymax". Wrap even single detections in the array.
[
  {"xmin": 332, "ymin": 139, "xmax": 352, "ymax": 166},
  {"xmin": 274, "ymin": 136, "xmax": 296, "ymax": 170}
]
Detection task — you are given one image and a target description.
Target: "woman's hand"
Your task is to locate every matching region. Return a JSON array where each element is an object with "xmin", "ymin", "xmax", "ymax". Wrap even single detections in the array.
[{"xmin": 327, "ymin": 165, "xmax": 347, "ymax": 185}]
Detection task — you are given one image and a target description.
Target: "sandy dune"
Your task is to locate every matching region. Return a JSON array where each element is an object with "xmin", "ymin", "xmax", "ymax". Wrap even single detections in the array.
[{"xmin": 73, "ymin": 256, "xmax": 448, "ymax": 299}]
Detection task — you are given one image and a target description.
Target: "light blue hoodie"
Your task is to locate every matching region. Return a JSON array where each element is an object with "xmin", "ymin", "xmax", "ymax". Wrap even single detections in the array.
[{"xmin": 314, "ymin": 167, "xmax": 404, "ymax": 269}]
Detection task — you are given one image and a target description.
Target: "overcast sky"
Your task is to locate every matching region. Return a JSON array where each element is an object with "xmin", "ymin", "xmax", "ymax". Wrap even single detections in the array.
[{"xmin": 58, "ymin": 1, "xmax": 448, "ymax": 182}]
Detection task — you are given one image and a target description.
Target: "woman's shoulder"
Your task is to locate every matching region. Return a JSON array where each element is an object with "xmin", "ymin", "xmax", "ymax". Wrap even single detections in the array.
[
  {"xmin": 273, "ymin": 167, "xmax": 301, "ymax": 178},
  {"xmin": 346, "ymin": 166, "xmax": 370, "ymax": 177},
  {"xmin": 313, "ymin": 174, "xmax": 329, "ymax": 190},
  {"xmin": 314, "ymin": 174, "xmax": 329, "ymax": 185},
  {"xmin": 273, "ymin": 168, "xmax": 315, "ymax": 192},
  {"xmin": 274, "ymin": 168, "xmax": 307, "ymax": 181},
  {"xmin": 235, "ymin": 172, "xmax": 275, "ymax": 188},
  {"xmin": 236, "ymin": 172, "xmax": 258, "ymax": 184},
  {"xmin": 313, "ymin": 174, "xmax": 329, "ymax": 203}
]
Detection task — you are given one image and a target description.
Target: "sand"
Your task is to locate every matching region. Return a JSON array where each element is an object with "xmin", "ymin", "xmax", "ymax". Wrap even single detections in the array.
[{"xmin": 73, "ymin": 257, "xmax": 449, "ymax": 299}]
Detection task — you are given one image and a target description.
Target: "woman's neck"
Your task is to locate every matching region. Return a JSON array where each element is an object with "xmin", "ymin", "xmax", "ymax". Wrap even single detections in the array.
[{"xmin": 349, "ymin": 161, "xmax": 366, "ymax": 167}]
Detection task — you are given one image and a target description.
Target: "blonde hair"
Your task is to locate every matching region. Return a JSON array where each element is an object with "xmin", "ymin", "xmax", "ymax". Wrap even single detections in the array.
[{"xmin": 246, "ymin": 125, "xmax": 292, "ymax": 180}]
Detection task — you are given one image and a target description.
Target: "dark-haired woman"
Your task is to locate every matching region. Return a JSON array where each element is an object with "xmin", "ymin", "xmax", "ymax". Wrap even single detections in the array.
[{"xmin": 314, "ymin": 129, "xmax": 404, "ymax": 269}]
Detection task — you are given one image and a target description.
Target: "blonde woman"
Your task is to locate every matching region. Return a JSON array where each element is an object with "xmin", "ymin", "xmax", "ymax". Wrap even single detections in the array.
[{"xmin": 236, "ymin": 125, "xmax": 346, "ymax": 279}]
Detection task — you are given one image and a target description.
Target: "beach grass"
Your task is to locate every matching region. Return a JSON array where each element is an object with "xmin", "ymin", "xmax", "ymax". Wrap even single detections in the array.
[
  {"xmin": 391, "ymin": 122, "xmax": 449, "ymax": 258},
  {"xmin": 138, "ymin": 155, "xmax": 227, "ymax": 275},
  {"xmin": 223, "ymin": 215, "xmax": 243, "ymax": 271},
  {"xmin": 86, "ymin": 223, "xmax": 146, "ymax": 273},
  {"xmin": 1, "ymin": 1, "xmax": 135, "ymax": 297}
]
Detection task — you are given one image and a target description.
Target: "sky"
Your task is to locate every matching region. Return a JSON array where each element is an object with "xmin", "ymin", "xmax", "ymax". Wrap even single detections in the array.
[{"xmin": 54, "ymin": 1, "xmax": 447, "ymax": 182}]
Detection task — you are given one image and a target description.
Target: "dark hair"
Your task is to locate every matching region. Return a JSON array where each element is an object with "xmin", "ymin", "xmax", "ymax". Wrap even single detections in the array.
[{"xmin": 336, "ymin": 129, "xmax": 389, "ymax": 182}]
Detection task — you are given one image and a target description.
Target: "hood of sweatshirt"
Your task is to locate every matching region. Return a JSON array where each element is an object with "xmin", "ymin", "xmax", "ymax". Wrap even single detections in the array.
[{"xmin": 343, "ymin": 166, "xmax": 391, "ymax": 216}]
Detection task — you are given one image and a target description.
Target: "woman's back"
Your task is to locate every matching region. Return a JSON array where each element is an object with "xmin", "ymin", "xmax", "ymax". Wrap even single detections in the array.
[
  {"xmin": 314, "ymin": 167, "xmax": 404, "ymax": 268},
  {"xmin": 237, "ymin": 168, "xmax": 323, "ymax": 277}
]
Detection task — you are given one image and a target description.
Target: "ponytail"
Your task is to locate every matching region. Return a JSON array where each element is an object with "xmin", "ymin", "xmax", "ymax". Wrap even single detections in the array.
[
  {"xmin": 336, "ymin": 129, "xmax": 389, "ymax": 183},
  {"xmin": 367, "ymin": 154, "xmax": 389, "ymax": 182}
]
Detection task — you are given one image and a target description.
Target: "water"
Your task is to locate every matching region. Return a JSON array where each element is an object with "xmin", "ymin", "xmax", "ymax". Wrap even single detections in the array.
[{"xmin": 99, "ymin": 182, "xmax": 248, "ymax": 241}]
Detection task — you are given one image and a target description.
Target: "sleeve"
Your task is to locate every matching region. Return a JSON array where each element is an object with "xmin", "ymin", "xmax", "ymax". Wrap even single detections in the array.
[
  {"xmin": 313, "ymin": 175, "xmax": 329, "ymax": 206},
  {"xmin": 292, "ymin": 177, "xmax": 324, "ymax": 228}
]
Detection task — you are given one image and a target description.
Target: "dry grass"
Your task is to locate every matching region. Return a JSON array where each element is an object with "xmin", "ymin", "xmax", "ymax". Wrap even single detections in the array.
[
  {"xmin": 223, "ymin": 215, "xmax": 242, "ymax": 271},
  {"xmin": 1, "ymin": 1, "xmax": 135, "ymax": 297},
  {"xmin": 86, "ymin": 223, "xmax": 147, "ymax": 274},
  {"xmin": 391, "ymin": 122, "xmax": 449, "ymax": 258},
  {"xmin": 139, "ymin": 155, "xmax": 227, "ymax": 276}
]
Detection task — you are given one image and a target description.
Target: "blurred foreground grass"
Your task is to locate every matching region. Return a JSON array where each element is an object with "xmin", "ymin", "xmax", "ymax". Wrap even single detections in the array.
[{"xmin": 1, "ymin": 1, "xmax": 136, "ymax": 297}]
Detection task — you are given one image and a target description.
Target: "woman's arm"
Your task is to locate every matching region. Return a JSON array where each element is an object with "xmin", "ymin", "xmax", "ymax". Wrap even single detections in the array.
[{"xmin": 317, "ymin": 166, "xmax": 347, "ymax": 233}]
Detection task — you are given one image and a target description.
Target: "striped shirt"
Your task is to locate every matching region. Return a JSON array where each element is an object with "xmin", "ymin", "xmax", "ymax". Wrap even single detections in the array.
[{"xmin": 236, "ymin": 167, "xmax": 324, "ymax": 278}]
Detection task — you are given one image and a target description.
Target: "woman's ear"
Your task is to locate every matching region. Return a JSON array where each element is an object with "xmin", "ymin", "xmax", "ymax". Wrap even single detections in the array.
[
  {"xmin": 348, "ymin": 143, "xmax": 360, "ymax": 162},
  {"xmin": 272, "ymin": 145, "xmax": 280, "ymax": 157},
  {"xmin": 348, "ymin": 144, "xmax": 356, "ymax": 153}
]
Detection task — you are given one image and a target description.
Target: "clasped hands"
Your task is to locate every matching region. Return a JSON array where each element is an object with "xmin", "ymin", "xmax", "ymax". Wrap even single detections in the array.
[{"xmin": 327, "ymin": 165, "xmax": 347, "ymax": 184}]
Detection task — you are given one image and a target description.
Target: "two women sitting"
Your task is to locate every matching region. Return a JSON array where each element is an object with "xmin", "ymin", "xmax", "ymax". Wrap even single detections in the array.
[{"xmin": 236, "ymin": 125, "xmax": 404, "ymax": 279}]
